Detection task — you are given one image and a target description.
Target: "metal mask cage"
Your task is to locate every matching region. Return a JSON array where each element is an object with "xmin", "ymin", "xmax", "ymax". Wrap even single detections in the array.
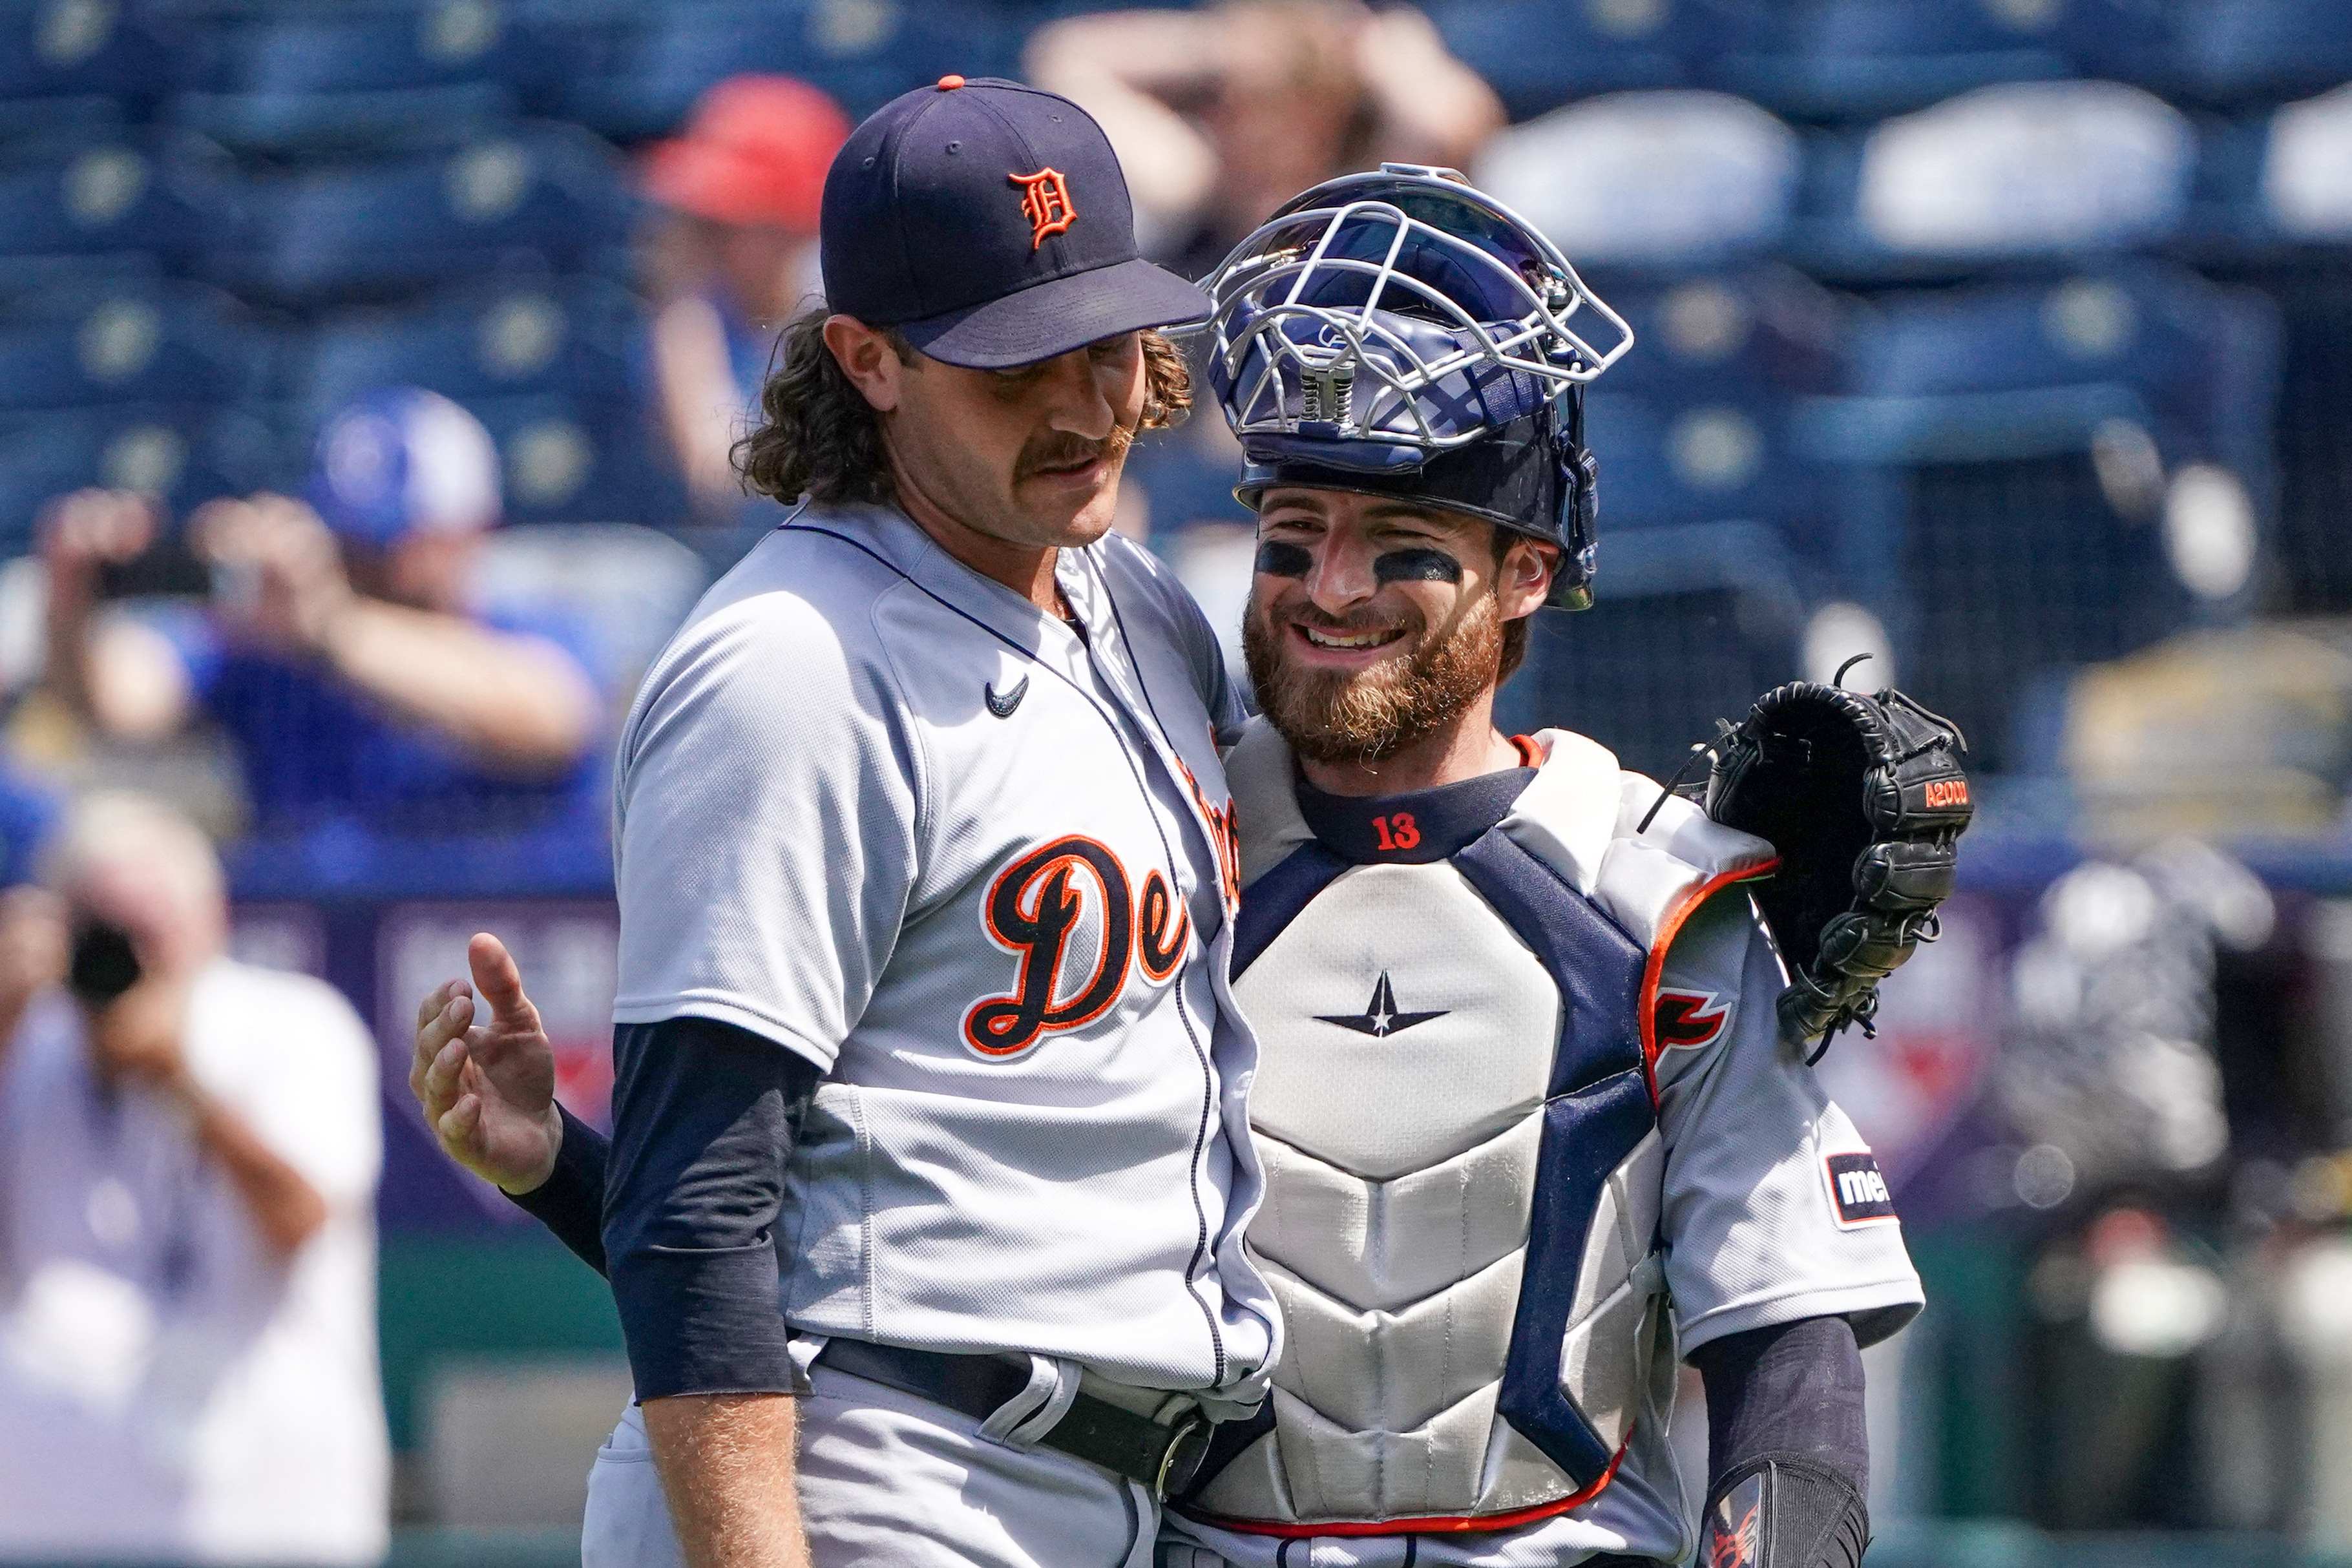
[{"xmin": 1196, "ymin": 165, "xmax": 1633, "ymax": 462}]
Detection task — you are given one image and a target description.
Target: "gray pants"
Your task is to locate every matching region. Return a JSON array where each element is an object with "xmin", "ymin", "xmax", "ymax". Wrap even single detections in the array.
[
  {"xmin": 582, "ymin": 1364, "xmax": 1157, "ymax": 1568},
  {"xmin": 1159, "ymin": 1536, "xmax": 1659, "ymax": 1567}
]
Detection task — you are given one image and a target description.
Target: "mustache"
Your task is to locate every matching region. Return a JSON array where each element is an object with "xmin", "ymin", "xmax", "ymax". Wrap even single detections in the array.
[
  {"xmin": 1276, "ymin": 597, "xmax": 1422, "ymax": 640},
  {"xmin": 1014, "ymin": 424, "xmax": 1134, "ymax": 482}
]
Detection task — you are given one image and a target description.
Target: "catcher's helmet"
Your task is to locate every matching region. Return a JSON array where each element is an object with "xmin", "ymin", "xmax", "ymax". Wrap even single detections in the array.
[{"xmin": 1198, "ymin": 165, "xmax": 1630, "ymax": 608}]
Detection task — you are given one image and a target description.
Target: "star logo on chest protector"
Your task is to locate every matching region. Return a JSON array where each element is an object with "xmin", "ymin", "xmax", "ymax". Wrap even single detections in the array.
[{"xmin": 1315, "ymin": 972, "xmax": 1449, "ymax": 1038}]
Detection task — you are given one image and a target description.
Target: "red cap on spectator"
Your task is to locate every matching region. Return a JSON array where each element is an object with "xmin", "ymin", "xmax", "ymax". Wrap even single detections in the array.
[{"xmin": 644, "ymin": 75, "xmax": 851, "ymax": 233}]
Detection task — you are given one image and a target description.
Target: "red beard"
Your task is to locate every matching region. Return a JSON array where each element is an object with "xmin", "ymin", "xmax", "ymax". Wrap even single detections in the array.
[{"xmin": 1243, "ymin": 590, "xmax": 1505, "ymax": 766}]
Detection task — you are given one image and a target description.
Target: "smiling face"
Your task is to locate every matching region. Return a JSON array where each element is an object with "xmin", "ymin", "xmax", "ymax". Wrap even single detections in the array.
[{"xmin": 1243, "ymin": 486, "xmax": 1555, "ymax": 766}]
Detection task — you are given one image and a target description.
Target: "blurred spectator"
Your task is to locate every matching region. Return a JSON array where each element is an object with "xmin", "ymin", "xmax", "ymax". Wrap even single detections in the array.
[
  {"xmin": 638, "ymin": 76, "xmax": 850, "ymax": 520},
  {"xmin": 37, "ymin": 389, "xmax": 604, "ymax": 840},
  {"xmin": 0, "ymin": 761, "xmax": 57, "ymax": 890},
  {"xmin": 1999, "ymin": 841, "xmax": 2275, "ymax": 1197},
  {"xmin": 2024, "ymin": 1205, "xmax": 2231, "ymax": 1529},
  {"xmin": 1027, "ymin": 0, "xmax": 1503, "ymax": 277},
  {"xmin": 0, "ymin": 793, "xmax": 387, "ymax": 1563}
]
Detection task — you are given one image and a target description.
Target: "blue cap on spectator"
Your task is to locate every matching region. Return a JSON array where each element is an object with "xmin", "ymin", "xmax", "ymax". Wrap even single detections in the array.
[
  {"xmin": 0, "ymin": 758, "xmax": 59, "ymax": 890},
  {"xmin": 306, "ymin": 388, "xmax": 502, "ymax": 549},
  {"xmin": 820, "ymin": 76, "xmax": 1210, "ymax": 369}
]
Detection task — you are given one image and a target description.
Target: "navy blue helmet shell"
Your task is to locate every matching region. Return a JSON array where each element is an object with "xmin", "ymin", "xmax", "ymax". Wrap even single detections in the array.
[{"xmin": 1198, "ymin": 165, "xmax": 1632, "ymax": 608}]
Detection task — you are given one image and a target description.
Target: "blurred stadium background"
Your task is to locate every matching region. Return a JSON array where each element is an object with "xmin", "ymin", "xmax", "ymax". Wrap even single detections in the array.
[{"xmin": 4, "ymin": 0, "xmax": 2352, "ymax": 1562}]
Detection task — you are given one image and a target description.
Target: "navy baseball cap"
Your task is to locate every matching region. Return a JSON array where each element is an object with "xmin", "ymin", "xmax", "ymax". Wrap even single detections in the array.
[{"xmin": 820, "ymin": 76, "xmax": 1210, "ymax": 369}]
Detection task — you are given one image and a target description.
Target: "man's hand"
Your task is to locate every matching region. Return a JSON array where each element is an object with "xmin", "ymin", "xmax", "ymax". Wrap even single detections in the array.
[
  {"xmin": 0, "ymin": 886, "xmax": 67, "ymax": 1063},
  {"xmin": 38, "ymin": 490, "xmax": 188, "ymax": 737},
  {"xmin": 412, "ymin": 933, "xmax": 564, "ymax": 1195},
  {"xmin": 1350, "ymin": 5, "xmax": 1505, "ymax": 169},
  {"xmin": 189, "ymin": 493, "xmax": 355, "ymax": 656},
  {"xmin": 85, "ymin": 974, "xmax": 195, "ymax": 1092},
  {"xmin": 40, "ymin": 487, "xmax": 158, "ymax": 592}
]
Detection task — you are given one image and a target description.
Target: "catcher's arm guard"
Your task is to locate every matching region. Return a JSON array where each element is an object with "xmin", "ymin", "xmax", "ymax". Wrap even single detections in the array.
[
  {"xmin": 1701, "ymin": 1454, "xmax": 1871, "ymax": 1568},
  {"xmin": 1700, "ymin": 672, "xmax": 1973, "ymax": 1055}
]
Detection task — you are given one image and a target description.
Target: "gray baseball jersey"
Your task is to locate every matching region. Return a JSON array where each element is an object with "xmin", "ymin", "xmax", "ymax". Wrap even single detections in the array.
[
  {"xmin": 1164, "ymin": 721, "xmax": 1922, "ymax": 1567},
  {"xmin": 610, "ymin": 501, "xmax": 1279, "ymax": 1399}
]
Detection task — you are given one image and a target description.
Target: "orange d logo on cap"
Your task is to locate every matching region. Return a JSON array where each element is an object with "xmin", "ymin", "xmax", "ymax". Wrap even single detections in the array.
[{"xmin": 1010, "ymin": 168, "xmax": 1076, "ymax": 250}]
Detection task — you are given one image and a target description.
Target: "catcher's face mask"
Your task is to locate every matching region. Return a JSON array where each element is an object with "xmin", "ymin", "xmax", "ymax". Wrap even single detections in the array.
[{"xmin": 1196, "ymin": 165, "xmax": 1632, "ymax": 608}]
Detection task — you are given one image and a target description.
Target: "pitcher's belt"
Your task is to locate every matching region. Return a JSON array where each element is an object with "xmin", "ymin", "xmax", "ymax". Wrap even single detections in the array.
[{"xmin": 810, "ymin": 1337, "xmax": 1212, "ymax": 1498}]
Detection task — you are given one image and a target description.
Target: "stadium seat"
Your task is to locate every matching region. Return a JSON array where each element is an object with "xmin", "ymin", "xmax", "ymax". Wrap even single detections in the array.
[
  {"xmin": 2172, "ymin": 0, "xmax": 2352, "ymax": 109},
  {"xmin": 0, "ymin": 404, "xmax": 289, "ymax": 557},
  {"xmin": 2222, "ymin": 124, "xmax": 2352, "ymax": 615},
  {"xmin": 1501, "ymin": 521, "xmax": 1805, "ymax": 780},
  {"xmin": 295, "ymin": 277, "xmax": 675, "ymax": 527},
  {"xmin": 1494, "ymin": 280, "xmax": 1848, "ymax": 773},
  {"xmin": 1797, "ymin": 266, "xmax": 2281, "ymax": 770},
  {"xmin": 465, "ymin": 393, "xmax": 685, "ymax": 528},
  {"xmin": 169, "ymin": 80, "xmax": 520, "ymax": 156},
  {"xmin": 1475, "ymin": 90, "xmax": 1800, "ymax": 271},
  {"xmin": 0, "ymin": 132, "xmax": 233, "ymax": 271},
  {"xmin": 1584, "ymin": 390, "xmax": 1825, "ymax": 539},
  {"xmin": 1528, "ymin": 271, "xmax": 1851, "ymax": 569},
  {"xmin": 552, "ymin": 5, "xmax": 791, "ymax": 138},
  {"xmin": 1792, "ymin": 81, "xmax": 2198, "ymax": 272},
  {"xmin": 1581, "ymin": 267, "xmax": 1849, "ymax": 401},
  {"xmin": 0, "ymin": 0, "xmax": 171, "ymax": 103},
  {"xmin": 1831, "ymin": 267, "xmax": 2275, "ymax": 466},
  {"xmin": 1714, "ymin": 0, "xmax": 2064, "ymax": 121},
  {"xmin": 299, "ymin": 278, "xmax": 643, "ymax": 417},
  {"xmin": 2251, "ymin": 85, "xmax": 2352, "ymax": 245},
  {"xmin": 0, "ymin": 282, "xmax": 274, "ymax": 412},
  {"xmin": 492, "ymin": 0, "xmax": 639, "ymax": 118},
  {"xmin": 165, "ymin": 0, "xmax": 552, "ymax": 153},
  {"xmin": 297, "ymin": 286, "xmax": 674, "ymax": 523},
  {"xmin": 801, "ymin": 0, "xmax": 1024, "ymax": 118},
  {"xmin": 172, "ymin": 0, "xmax": 538, "ymax": 97},
  {"xmin": 1711, "ymin": 0, "xmax": 2173, "ymax": 122},
  {"xmin": 1898, "ymin": 450, "xmax": 2209, "ymax": 771},
  {"xmin": 0, "ymin": 91, "xmax": 120, "ymax": 142},
  {"xmin": 1422, "ymin": 0, "xmax": 1750, "ymax": 123},
  {"xmin": 558, "ymin": 0, "xmax": 1021, "ymax": 140},
  {"xmin": 218, "ymin": 123, "xmax": 633, "ymax": 304}
]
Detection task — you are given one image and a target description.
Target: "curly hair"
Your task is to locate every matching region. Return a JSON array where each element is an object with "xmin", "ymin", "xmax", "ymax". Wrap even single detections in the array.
[{"xmin": 733, "ymin": 309, "xmax": 1194, "ymax": 508}]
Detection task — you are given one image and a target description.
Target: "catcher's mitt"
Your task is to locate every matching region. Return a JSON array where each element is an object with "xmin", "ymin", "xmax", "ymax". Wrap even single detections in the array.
[{"xmin": 1697, "ymin": 662, "xmax": 1973, "ymax": 1057}]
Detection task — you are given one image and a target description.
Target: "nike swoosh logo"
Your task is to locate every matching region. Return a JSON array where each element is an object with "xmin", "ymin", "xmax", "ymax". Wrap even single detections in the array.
[{"xmin": 985, "ymin": 674, "xmax": 1029, "ymax": 718}]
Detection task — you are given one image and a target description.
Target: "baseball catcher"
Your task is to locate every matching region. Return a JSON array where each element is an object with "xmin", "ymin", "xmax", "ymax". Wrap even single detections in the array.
[{"xmin": 1151, "ymin": 165, "xmax": 1949, "ymax": 1567}]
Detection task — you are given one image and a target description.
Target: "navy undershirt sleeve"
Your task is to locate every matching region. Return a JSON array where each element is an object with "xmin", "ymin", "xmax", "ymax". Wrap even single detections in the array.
[
  {"xmin": 504, "ymin": 1103, "xmax": 613, "ymax": 1274},
  {"xmin": 603, "ymin": 1016, "xmax": 823, "ymax": 1401},
  {"xmin": 1690, "ymin": 1314, "xmax": 1870, "ymax": 1496}
]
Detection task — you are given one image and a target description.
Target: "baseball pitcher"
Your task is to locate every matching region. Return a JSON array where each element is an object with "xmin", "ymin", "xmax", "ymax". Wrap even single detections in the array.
[{"xmin": 415, "ymin": 79, "xmax": 1279, "ymax": 1568}]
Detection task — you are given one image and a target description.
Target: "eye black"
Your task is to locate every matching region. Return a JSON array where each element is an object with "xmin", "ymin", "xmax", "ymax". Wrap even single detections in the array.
[
  {"xmin": 1255, "ymin": 541, "xmax": 1312, "ymax": 578},
  {"xmin": 1374, "ymin": 547, "xmax": 1462, "ymax": 585}
]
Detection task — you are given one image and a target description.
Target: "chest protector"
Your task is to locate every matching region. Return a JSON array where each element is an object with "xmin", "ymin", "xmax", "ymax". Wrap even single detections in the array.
[{"xmin": 1182, "ymin": 729, "xmax": 1770, "ymax": 1536}]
